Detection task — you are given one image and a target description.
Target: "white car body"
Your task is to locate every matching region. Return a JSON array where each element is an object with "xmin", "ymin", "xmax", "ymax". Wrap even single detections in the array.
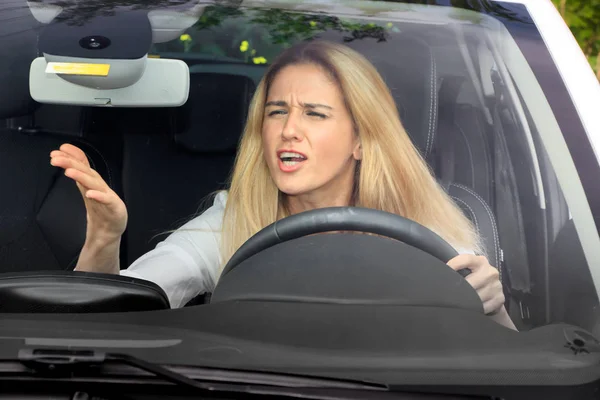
[{"xmin": 497, "ymin": 0, "xmax": 600, "ymax": 156}]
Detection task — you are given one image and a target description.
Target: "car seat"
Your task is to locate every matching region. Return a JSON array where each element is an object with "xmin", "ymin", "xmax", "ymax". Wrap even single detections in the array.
[
  {"xmin": 346, "ymin": 35, "xmax": 503, "ymax": 273},
  {"xmin": 0, "ymin": 7, "xmax": 120, "ymax": 272},
  {"xmin": 0, "ymin": 109, "xmax": 120, "ymax": 272},
  {"xmin": 119, "ymin": 73, "xmax": 256, "ymax": 267}
]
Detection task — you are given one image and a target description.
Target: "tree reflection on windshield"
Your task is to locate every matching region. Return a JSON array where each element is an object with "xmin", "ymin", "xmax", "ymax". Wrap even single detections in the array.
[{"xmin": 155, "ymin": 5, "xmax": 393, "ymax": 62}]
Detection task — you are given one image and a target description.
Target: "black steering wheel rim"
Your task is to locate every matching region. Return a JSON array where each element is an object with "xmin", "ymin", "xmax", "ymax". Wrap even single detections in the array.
[{"xmin": 221, "ymin": 206, "xmax": 464, "ymax": 277}]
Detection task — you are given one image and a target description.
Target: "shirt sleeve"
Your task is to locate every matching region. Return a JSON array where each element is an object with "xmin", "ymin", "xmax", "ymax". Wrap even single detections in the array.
[{"xmin": 120, "ymin": 191, "xmax": 227, "ymax": 308}]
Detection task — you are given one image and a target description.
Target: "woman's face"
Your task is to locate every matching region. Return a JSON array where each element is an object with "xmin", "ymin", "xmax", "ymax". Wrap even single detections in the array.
[{"xmin": 262, "ymin": 64, "xmax": 361, "ymax": 204}]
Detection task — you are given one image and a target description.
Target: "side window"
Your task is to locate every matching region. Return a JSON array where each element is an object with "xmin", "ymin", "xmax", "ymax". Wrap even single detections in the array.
[
  {"xmin": 483, "ymin": 2, "xmax": 600, "ymax": 332},
  {"xmin": 430, "ymin": 7, "xmax": 599, "ymax": 332}
]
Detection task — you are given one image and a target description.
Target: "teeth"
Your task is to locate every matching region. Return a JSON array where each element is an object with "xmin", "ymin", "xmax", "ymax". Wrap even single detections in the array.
[
  {"xmin": 282, "ymin": 160, "xmax": 301, "ymax": 166},
  {"xmin": 279, "ymin": 152, "xmax": 306, "ymax": 159}
]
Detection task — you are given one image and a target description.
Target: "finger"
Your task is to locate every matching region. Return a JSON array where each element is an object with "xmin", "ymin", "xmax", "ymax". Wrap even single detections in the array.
[
  {"xmin": 64, "ymin": 168, "xmax": 106, "ymax": 191},
  {"xmin": 84, "ymin": 189, "xmax": 113, "ymax": 205},
  {"xmin": 50, "ymin": 151, "xmax": 81, "ymax": 165},
  {"xmin": 471, "ymin": 279, "xmax": 502, "ymax": 304},
  {"xmin": 50, "ymin": 154, "xmax": 72, "ymax": 168},
  {"xmin": 51, "ymin": 155, "xmax": 97, "ymax": 177},
  {"xmin": 59, "ymin": 143, "xmax": 90, "ymax": 166},
  {"xmin": 466, "ymin": 267, "xmax": 500, "ymax": 291},
  {"xmin": 446, "ymin": 254, "xmax": 477, "ymax": 271},
  {"xmin": 50, "ymin": 150, "xmax": 67, "ymax": 158},
  {"xmin": 482, "ymin": 295, "xmax": 505, "ymax": 315}
]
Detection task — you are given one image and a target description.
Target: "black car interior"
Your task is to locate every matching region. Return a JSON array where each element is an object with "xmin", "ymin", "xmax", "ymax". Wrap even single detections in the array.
[{"xmin": 0, "ymin": 9, "xmax": 598, "ymax": 334}]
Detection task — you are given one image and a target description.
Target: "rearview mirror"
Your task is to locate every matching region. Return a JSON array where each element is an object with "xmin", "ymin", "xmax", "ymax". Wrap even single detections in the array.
[{"xmin": 29, "ymin": 57, "xmax": 190, "ymax": 107}]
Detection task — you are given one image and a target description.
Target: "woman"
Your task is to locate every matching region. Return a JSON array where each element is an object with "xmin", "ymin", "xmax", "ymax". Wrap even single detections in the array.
[{"xmin": 50, "ymin": 40, "xmax": 515, "ymax": 329}]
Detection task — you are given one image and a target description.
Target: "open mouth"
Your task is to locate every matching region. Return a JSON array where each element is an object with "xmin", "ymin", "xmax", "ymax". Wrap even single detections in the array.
[{"xmin": 278, "ymin": 151, "xmax": 307, "ymax": 167}]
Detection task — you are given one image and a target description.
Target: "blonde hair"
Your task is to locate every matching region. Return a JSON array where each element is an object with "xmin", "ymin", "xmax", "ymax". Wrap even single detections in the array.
[{"xmin": 220, "ymin": 40, "xmax": 482, "ymax": 268}]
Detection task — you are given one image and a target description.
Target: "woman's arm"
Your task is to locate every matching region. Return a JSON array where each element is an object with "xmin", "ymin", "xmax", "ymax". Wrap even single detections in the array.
[
  {"xmin": 75, "ymin": 236, "xmax": 121, "ymax": 274},
  {"xmin": 51, "ymin": 143, "xmax": 128, "ymax": 274},
  {"xmin": 120, "ymin": 191, "xmax": 228, "ymax": 308}
]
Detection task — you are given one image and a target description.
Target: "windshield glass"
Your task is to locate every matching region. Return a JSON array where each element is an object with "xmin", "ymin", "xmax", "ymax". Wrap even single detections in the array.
[{"xmin": 1, "ymin": 0, "xmax": 600, "ymax": 368}]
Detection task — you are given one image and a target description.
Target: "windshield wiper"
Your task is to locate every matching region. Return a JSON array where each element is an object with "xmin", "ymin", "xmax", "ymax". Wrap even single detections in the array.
[
  {"xmin": 16, "ymin": 348, "xmax": 387, "ymax": 397},
  {"xmin": 18, "ymin": 348, "xmax": 214, "ymax": 390}
]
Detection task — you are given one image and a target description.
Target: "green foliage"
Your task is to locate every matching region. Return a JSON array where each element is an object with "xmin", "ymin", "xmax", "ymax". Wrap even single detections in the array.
[
  {"xmin": 248, "ymin": 9, "xmax": 388, "ymax": 45},
  {"xmin": 166, "ymin": 5, "xmax": 393, "ymax": 64},
  {"xmin": 551, "ymin": 0, "xmax": 600, "ymax": 78},
  {"xmin": 37, "ymin": 0, "xmax": 599, "ymax": 77}
]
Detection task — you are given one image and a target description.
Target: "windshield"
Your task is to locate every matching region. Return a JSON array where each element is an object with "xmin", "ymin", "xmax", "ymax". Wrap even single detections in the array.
[{"xmin": 1, "ymin": 0, "xmax": 600, "ymax": 381}]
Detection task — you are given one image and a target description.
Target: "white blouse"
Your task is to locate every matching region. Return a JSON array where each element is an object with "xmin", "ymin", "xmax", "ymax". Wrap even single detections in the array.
[
  {"xmin": 120, "ymin": 191, "xmax": 228, "ymax": 308},
  {"xmin": 120, "ymin": 191, "xmax": 474, "ymax": 308}
]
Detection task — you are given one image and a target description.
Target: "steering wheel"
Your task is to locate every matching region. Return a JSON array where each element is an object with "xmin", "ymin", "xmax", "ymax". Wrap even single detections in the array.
[
  {"xmin": 221, "ymin": 206, "xmax": 469, "ymax": 278},
  {"xmin": 212, "ymin": 207, "xmax": 481, "ymax": 312}
]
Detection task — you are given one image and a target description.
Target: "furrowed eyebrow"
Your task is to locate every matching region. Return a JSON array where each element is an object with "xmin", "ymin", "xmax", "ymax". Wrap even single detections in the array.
[
  {"xmin": 303, "ymin": 102, "xmax": 333, "ymax": 110},
  {"xmin": 264, "ymin": 100, "xmax": 333, "ymax": 110},
  {"xmin": 265, "ymin": 100, "xmax": 287, "ymax": 107}
]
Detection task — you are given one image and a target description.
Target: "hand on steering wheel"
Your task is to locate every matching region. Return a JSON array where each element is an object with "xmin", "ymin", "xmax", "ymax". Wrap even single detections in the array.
[
  {"xmin": 448, "ymin": 255, "xmax": 504, "ymax": 315},
  {"xmin": 213, "ymin": 207, "xmax": 485, "ymax": 314}
]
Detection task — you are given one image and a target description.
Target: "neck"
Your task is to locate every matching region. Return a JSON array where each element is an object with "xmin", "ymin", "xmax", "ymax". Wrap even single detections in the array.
[{"xmin": 284, "ymin": 185, "xmax": 355, "ymax": 215}]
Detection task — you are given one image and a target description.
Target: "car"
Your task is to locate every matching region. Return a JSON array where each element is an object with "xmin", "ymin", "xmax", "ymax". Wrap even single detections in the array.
[{"xmin": 1, "ymin": 0, "xmax": 600, "ymax": 398}]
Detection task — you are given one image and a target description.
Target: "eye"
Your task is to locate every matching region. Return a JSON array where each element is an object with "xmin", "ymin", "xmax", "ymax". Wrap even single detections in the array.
[
  {"xmin": 267, "ymin": 109, "xmax": 287, "ymax": 117},
  {"xmin": 307, "ymin": 111, "xmax": 327, "ymax": 119}
]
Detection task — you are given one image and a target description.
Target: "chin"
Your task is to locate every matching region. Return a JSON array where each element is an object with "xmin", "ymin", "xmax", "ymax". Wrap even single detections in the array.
[
  {"xmin": 274, "ymin": 179, "xmax": 312, "ymax": 197},
  {"xmin": 276, "ymin": 186, "xmax": 309, "ymax": 197}
]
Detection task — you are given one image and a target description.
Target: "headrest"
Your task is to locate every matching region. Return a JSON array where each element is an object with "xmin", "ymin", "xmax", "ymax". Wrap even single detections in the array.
[
  {"xmin": 0, "ymin": 7, "xmax": 41, "ymax": 119},
  {"xmin": 331, "ymin": 35, "xmax": 438, "ymax": 158},
  {"xmin": 174, "ymin": 73, "xmax": 256, "ymax": 153}
]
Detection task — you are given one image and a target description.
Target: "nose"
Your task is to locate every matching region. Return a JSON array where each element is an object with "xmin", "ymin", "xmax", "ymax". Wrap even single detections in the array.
[{"xmin": 281, "ymin": 109, "xmax": 303, "ymax": 141}]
